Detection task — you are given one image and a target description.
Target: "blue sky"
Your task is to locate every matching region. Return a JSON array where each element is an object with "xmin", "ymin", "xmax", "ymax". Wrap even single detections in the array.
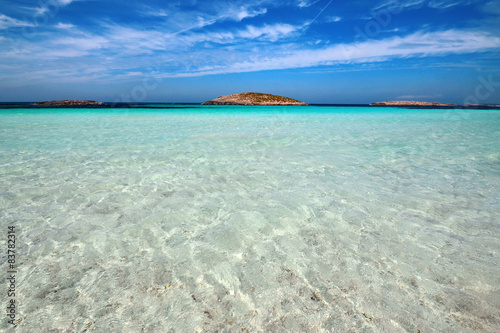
[{"xmin": 0, "ymin": 0, "xmax": 499, "ymax": 104}]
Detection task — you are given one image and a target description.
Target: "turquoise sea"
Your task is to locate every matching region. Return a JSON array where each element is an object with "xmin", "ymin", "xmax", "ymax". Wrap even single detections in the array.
[{"xmin": 1, "ymin": 105, "xmax": 499, "ymax": 332}]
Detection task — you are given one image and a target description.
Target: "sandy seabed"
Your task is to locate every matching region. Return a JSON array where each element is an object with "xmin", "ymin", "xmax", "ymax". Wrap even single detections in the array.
[{"xmin": 1, "ymin": 106, "xmax": 499, "ymax": 332}]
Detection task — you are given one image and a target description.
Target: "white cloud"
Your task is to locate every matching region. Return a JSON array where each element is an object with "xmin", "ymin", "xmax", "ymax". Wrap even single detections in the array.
[
  {"xmin": 238, "ymin": 24, "xmax": 299, "ymax": 41},
  {"xmin": 162, "ymin": 22, "xmax": 301, "ymax": 47},
  {"xmin": 145, "ymin": 10, "xmax": 169, "ymax": 17},
  {"xmin": 124, "ymin": 72, "xmax": 144, "ymax": 76},
  {"xmin": 31, "ymin": 0, "xmax": 80, "ymax": 20},
  {"xmin": 326, "ymin": 16, "xmax": 342, "ymax": 22},
  {"xmin": 166, "ymin": 29, "xmax": 500, "ymax": 77},
  {"xmin": 230, "ymin": 7, "xmax": 268, "ymax": 21},
  {"xmin": 42, "ymin": 49, "xmax": 89, "ymax": 58},
  {"xmin": 102, "ymin": 25, "xmax": 176, "ymax": 54},
  {"xmin": 1, "ymin": 0, "xmax": 498, "ymax": 86},
  {"xmin": 0, "ymin": 14, "xmax": 35, "ymax": 30},
  {"xmin": 34, "ymin": 7, "xmax": 49, "ymax": 15},
  {"xmin": 140, "ymin": 7, "xmax": 169, "ymax": 17},
  {"xmin": 52, "ymin": 36, "xmax": 108, "ymax": 51},
  {"xmin": 298, "ymin": 0, "xmax": 322, "ymax": 8},
  {"xmin": 55, "ymin": 22, "xmax": 76, "ymax": 29},
  {"xmin": 157, "ymin": 5, "xmax": 268, "ymax": 38},
  {"xmin": 300, "ymin": 0, "xmax": 335, "ymax": 34},
  {"xmin": 180, "ymin": 31, "xmax": 235, "ymax": 45},
  {"xmin": 482, "ymin": 1, "xmax": 500, "ymax": 14},
  {"xmin": 58, "ymin": 0, "xmax": 78, "ymax": 5},
  {"xmin": 428, "ymin": 0, "xmax": 477, "ymax": 9},
  {"xmin": 372, "ymin": 0, "xmax": 425, "ymax": 14},
  {"xmin": 373, "ymin": 0, "xmax": 479, "ymax": 13}
]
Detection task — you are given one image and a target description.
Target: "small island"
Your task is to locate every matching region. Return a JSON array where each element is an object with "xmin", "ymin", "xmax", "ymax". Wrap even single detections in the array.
[
  {"xmin": 33, "ymin": 100, "xmax": 105, "ymax": 106},
  {"xmin": 371, "ymin": 101, "xmax": 457, "ymax": 107},
  {"xmin": 202, "ymin": 92, "xmax": 309, "ymax": 106}
]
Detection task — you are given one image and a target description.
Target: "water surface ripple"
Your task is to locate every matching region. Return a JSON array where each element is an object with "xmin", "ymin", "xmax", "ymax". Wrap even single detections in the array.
[{"xmin": 1, "ymin": 106, "xmax": 499, "ymax": 332}]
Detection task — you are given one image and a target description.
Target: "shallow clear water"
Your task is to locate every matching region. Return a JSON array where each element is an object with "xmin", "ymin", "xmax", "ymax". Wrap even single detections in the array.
[{"xmin": 1, "ymin": 106, "xmax": 499, "ymax": 332}]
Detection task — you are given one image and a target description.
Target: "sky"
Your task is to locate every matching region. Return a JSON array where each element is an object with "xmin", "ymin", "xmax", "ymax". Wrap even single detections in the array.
[{"xmin": 0, "ymin": 0, "xmax": 499, "ymax": 104}]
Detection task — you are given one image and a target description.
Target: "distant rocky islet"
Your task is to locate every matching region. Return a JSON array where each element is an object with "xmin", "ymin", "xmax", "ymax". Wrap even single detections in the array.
[
  {"xmin": 32, "ymin": 100, "xmax": 105, "ymax": 106},
  {"xmin": 202, "ymin": 92, "xmax": 309, "ymax": 106},
  {"xmin": 370, "ymin": 101, "xmax": 457, "ymax": 107},
  {"xmin": 28, "ymin": 97, "xmax": 498, "ymax": 109}
]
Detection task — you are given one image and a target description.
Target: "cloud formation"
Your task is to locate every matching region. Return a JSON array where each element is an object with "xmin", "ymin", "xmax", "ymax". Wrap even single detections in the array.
[
  {"xmin": 0, "ymin": 14, "xmax": 34, "ymax": 29},
  {"xmin": 0, "ymin": 0, "xmax": 498, "ymax": 95},
  {"xmin": 166, "ymin": 29, "xmax": 500, "ymax": 77}
]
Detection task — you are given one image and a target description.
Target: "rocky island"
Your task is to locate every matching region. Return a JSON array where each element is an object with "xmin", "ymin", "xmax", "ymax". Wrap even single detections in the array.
[
  {"xmin": 202, "ymin": 92, "xmax": 309, "ymax": 106},
  {"xmin": 33, "ymin": 100, "xmax": 105, "ymax": 106},
  {"xmin": 371, "ymin": 101, "xmax": 457, "ymax": 107}
]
